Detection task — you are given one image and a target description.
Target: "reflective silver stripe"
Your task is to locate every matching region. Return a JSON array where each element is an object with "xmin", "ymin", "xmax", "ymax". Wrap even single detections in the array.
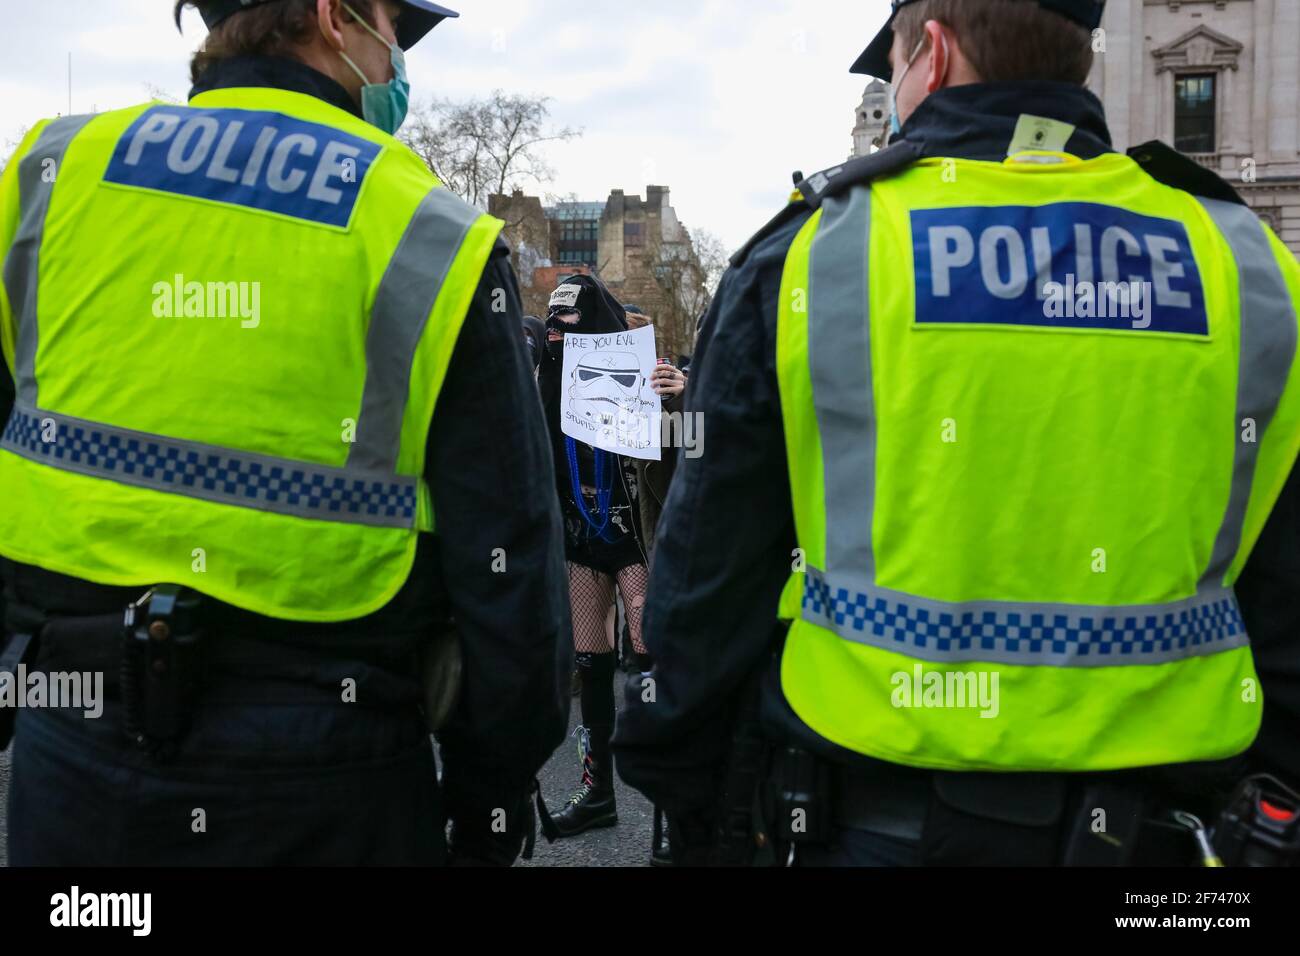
[
  {"xmin": 349, "ymin": 187, "xmax": 483, "ymax": 472},
  {"xmin": 2, "ymin": 114, "xmax": 95, "ymax": 407},
  {"xmin": 809, "ymin": 186, "xmax": 876, "ymax": 579},
  {"xmin": 1, "ymin": 402, "xmax": 418, "ymax": 530},
  {"xmin": 1197, "ymin": 198, "xmax": 1300, "ymax": 587},
  {"xmin": 802, "ymin": 566, "xmax": 1248, "ymax": 668}
]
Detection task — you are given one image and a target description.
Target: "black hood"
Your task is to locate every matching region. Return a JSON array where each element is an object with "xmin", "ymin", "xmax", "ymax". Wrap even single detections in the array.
[
  {"xmin": 539, "ymin": 274, "xmax": 627, "ymax": 460},
  {"xmin": 521, "ymin": 315, "xmax": 546, "ymax": 368},
  {"xmin": 545, "ymin": 274, "xmax": 628, "ymax": 337}
]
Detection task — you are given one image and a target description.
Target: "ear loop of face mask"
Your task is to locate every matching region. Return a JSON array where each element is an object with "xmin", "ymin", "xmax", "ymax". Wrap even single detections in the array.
[{"xmin": 888, "ymin": 30, "xmax": 949, "ymax": 138}]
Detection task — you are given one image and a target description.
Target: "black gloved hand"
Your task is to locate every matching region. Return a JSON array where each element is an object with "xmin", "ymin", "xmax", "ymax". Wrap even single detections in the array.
[
  {"xmin": 666, "ymin": 807, "xmax": 718, "ymax": 867},
  {"xmin": 446, "ymin": 790, "xmax": 536, "ymax": 867}
]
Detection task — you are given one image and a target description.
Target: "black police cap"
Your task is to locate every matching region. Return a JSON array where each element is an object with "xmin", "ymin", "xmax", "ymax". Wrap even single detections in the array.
[
  {"xmin": 179, "ymin": 0, "xmax": 459, "ymax": 51},
  {"xmin": 851, "ymin": 0, "xmax": 1105, "ymax": 80}
]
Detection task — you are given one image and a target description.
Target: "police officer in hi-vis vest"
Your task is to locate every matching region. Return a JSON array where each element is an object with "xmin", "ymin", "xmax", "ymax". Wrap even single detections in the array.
[
  {"xmin": 615, "ymin": 0, "xmax": 1300, "ymax": 866},
  {"xmin": 0, "ymin": 0, "xmax": 570, "ymax": 865}
]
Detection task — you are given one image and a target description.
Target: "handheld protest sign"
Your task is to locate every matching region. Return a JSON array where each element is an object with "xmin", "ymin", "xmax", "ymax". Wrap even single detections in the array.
[{"xmin": 560, "ymin": 325, "xmax": 662, "ymax": 461}]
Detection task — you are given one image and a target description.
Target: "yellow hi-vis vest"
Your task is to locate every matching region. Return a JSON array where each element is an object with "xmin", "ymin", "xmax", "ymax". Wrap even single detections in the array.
[
  {"xmin": 776, "ymin": 149, "xmax": 1300, "ymax": 772},
  {"xmin": 0, "ymin": 89, "xmax": 503, "ymax": 622}
]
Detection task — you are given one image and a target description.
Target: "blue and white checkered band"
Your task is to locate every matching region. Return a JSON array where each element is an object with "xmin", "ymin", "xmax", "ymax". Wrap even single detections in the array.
[
  {"xmin": 1, "ymin": 404, "xmax": 418, "ymax": 530},
  {"xmin": 802, "ymin": 566, "xmax": 1249, "ymax": 669}
]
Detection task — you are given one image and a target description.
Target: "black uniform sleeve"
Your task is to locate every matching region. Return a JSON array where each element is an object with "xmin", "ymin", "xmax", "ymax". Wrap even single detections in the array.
[
  {"xmin": 0, "ymin": 364, "xmax": 10, "ymax": 426},
  {"xmin": 0, "ymin": 358, "xmax": 10, "ymax": 616},
  {"xmin": 1237, "ymin": 462, "xmax": 1300, "ymax": 785},
  {"xmin": 612, "ymin": 213, "xmax": 810, "ymax": 815},
  {"xmin": 429, "ymin": 243, "xmax": 570, "ymax": 860}
]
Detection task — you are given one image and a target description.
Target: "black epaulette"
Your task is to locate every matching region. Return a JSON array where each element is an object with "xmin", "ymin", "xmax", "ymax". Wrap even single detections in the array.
[
  {"xmin": 796, "ymin": 140, "xmax": 923, "ymax": 209},
  {"xmin": 730, "ymin": 140, "xmax": 923, "ymax": 269},
  {"xmin": 1127, "ymin": 140, "xmax": 1246, "ymax": 207}
]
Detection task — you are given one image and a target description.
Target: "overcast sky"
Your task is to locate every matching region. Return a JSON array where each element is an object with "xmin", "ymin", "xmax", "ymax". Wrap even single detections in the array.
[{"xmin": 0, "ymin": 0, "xmax": 894, "ymax": 251}]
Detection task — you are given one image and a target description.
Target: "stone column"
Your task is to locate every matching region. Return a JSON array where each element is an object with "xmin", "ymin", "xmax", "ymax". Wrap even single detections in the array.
[
  {"xmin": 1100, "ymin": 0, "xmax": 1133, "ymax": 150},
  {"xmin": 1268, "ymin": 0, "xmax": 1299, "ymax": 161},
  {"xmin": 1129, "ymin": 0, "xmax": 1147, "ymax": 145},
  {"xmin": 1252, "ymin": 0, "xmax": 1272, "ymax": 165},
  {"xmin": 1220, "ymin": 66, "xmax": 1238, "ymax": 174}
]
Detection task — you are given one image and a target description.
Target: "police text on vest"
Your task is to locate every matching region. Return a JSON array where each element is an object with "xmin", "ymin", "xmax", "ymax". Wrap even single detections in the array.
[
  {"xmin": 912, "ymin": 203, "xmax": 1208, "ymax": 335},
  {"xmin": 105, "ymin": 106, "xmax": 382, "ymax": 228}
]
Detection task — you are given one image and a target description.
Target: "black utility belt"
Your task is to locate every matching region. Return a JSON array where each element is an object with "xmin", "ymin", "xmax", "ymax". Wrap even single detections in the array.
[
  {"xmin": 1, "ymin": 586, "xmax": 199, "ymax": 759},
  {"xmin": 836, "ymin": 766, "xmax": 1088, "ymax": 866},
  {"xmin": 5, "ymin": 586, "xmax": 322, "ymax": 763},
  {"xmin": 767, "ymin": 751, "xmax": 1300, "ymax": 867}
]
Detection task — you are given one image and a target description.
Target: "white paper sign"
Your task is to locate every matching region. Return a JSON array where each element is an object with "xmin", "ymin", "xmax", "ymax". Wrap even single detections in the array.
[{"xmin": 560, "ymin": 325, "xmax": 662, "ymax": 461}]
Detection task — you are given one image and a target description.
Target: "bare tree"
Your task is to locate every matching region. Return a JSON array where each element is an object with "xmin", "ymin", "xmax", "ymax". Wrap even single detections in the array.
[
  {"xmin": 0, "ymin": 126, "xmax": 31, "ymax": 179},
  {"xmin": 144, "ymin": 83, "xmax": 183, "ymax": 104},
  {"xmin": 401, "ymin": 91, "xmax": 580, "ymax": 208},
  {"xmin": 645, "ymin": 227, "xmax": 730, "ymax": 361},
  {"xmin": 689, "ymin": 229, "xmax": 730, "ymax": 304}
]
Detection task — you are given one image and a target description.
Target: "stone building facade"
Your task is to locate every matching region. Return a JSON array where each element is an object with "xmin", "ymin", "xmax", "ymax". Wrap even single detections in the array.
[
  {"xmin": 489, "ymin": 185, "xmax": 705, "ymax": 358},
  {"xmin": 595, "ymin": 186, "xmax": 694, "ymax": 313},
  {"xmin": 1091, "ymin": 0, "xmax": 1299, "ymax": 253},
  {"xmin": 848, "ymin": 0, "xmax": 1300, "ymax": 254},
  {"xmin": 852, "ymin": 80, "xmax": 890, "ymax": 158}
]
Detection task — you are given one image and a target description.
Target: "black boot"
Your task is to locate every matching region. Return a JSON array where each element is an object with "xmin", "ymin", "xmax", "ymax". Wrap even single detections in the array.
[
  {"xmin": 551, "ymin": 725, "xmax": 618, "ymax": 837},
  {"xmin": 650, "ymin": 806, "xmax": 673, "ymax": 866}
]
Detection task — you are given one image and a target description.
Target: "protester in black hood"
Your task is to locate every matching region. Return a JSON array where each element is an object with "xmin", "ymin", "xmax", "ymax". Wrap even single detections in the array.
[
  {"xmin": 539, "ymin": 274, "xmax": 652, "ymax": 839},
  {"xmin": 521, "ymin": 314, "xmax": 547, "ymax": 375}
]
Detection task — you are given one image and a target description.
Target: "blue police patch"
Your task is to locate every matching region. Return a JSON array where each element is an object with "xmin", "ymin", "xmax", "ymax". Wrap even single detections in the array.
[
  {"xmin": 104, "ymin": 105, "xmax": 382, "ymax": 229},
  {"xmin": 911, "ymin": 203, "xmax": 1209, "ymax": 336}
]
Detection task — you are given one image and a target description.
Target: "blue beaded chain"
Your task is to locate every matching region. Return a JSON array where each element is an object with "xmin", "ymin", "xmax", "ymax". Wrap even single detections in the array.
[{"xmin": 565, "ymin": 436, "xmax": 617, "ymax": 542}]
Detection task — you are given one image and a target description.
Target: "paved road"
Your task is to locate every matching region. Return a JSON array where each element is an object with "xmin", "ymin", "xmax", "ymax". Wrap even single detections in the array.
[
  {"xmin": 0, "ymin": 687, "xmax": 654, "ymax": 868},
  {"xmin": 522, "ymin": 680, "xmax": 655, "ymax": 868}
]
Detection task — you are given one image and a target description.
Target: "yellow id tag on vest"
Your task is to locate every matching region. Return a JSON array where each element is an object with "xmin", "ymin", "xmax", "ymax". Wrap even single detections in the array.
[{"xmin": 1007, "ymin": 114, "xmax": 1076, "ymax": 157}]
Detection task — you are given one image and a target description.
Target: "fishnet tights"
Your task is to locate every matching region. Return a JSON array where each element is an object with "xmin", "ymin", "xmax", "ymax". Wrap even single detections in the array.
[{"xmin": 568, "ymin": 562, "xmax": 648, "ymax": 655}]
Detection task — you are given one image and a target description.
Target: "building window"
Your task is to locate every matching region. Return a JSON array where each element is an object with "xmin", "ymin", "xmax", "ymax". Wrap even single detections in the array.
[
  {"xmin": 558, "ymin": 222, "xmax": 596, "ymax": 240},
  {"xmin": 625, "ymin": 222, "xmax": 644, "ymax": 248},
  {"xmin": 554, "ymin": 216, "xmax": 598, "ymax": 267},
  {"xmin": 1174, "ymin": 73, "xmax": 1216, "ymax": 154}
]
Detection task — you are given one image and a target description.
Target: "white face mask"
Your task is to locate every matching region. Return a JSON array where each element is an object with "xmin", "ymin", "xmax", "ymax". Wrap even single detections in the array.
[{"xmin": 888, "ymin": 31, "xmax": 950, "ymax": 138}]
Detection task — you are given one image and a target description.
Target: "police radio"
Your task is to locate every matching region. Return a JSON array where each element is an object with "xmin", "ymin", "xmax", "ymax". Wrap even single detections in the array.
[{"xmin": 120, "ymin": 584, "xmax": 207, "ymax": 763}]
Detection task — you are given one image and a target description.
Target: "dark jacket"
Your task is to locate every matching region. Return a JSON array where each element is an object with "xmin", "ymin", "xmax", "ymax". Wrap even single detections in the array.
[
  {"xmin": 0, "ymin": 55, "xmax": 570, "ymax": 863},
  {"xmin": 633, "ymin": 390, "xmax": 683, "ymax": 558},
  {"xmin": 613, "ymin": 81, "xmax": 1300, "ymax": 821}
]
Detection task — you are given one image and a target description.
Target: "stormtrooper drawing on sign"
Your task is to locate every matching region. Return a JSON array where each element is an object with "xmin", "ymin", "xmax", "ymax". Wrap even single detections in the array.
[
  {"xmin": 567, "ymin": 352, "xmax": 653, "ymax": 447},
  {"xmin": 568, "ymin": 352, "xmax": 641, "ymax": 422}
]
